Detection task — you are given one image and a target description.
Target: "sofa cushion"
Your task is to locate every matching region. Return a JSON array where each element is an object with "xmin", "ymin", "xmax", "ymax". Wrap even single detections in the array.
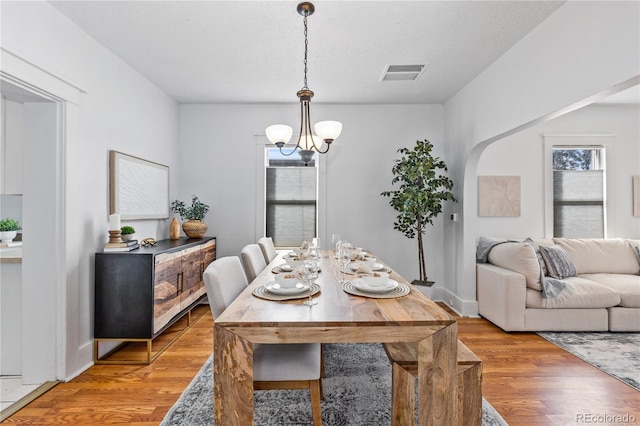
[
  {"xmin": 525, "ymin": 238, "xmax": 547, "ymax": 277},
  {"xmin": 526, "ymin": 277, "xmax": 620, "ymax": 309},
  {"xmin": 580, "ymin": 273, "xmax": 640, "ymax": 308},
  {"xmin": 487, "ymin": 242, "xmax": 542, "ymax": 291},
  {"xmin": 553, "ymin": 238, "xmax": 640, "ymax": 275},
  {"xmin": 539, "ymin": 245, "xmax": 577, "ymax": 279}
]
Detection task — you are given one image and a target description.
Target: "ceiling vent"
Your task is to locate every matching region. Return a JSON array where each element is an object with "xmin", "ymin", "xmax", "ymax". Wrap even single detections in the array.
[{"xmin": 380, "ymin": 64, "xmax": 427, "ymax": 82}]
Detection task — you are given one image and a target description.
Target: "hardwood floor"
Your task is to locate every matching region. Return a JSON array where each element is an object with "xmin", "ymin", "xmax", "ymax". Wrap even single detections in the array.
[{"xmin": 3, "ymin": 304, "xmax": 638, "ymax": 425}]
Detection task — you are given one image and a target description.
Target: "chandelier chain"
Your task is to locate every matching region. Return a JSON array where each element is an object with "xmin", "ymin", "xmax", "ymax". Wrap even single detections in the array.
[{"xmin": 303, "ymin": 13, "xmax": 309, "ymax": 90}]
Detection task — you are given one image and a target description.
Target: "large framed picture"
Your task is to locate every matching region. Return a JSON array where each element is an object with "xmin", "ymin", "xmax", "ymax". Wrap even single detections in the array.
[{"xmin": 109, "ymin": 150, "xmax": 170, "ymax": 219}]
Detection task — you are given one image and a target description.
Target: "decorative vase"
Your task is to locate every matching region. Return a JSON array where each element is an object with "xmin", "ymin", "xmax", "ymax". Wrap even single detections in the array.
[
  {"xmin": 169, "ymin": 217, "xmax": 180, "ymax": 240},
  {"xmin": 122, "ymin": 233, "xmax": 135, "ymax": 242},
  {"xmin": 0, "ymin": 230, "xmax": 18, "ymax": 243},
  {"xmin": 181, "ymin": 220, "xmax": 207, "ymax": 239}
]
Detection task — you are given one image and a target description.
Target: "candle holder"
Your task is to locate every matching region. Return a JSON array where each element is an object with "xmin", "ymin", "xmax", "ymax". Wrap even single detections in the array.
[{"xmin": 108, "ymin": 230, "xmax": 123, "ymax": 244}]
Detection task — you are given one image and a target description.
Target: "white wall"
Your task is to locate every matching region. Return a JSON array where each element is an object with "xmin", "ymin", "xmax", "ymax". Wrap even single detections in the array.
[
  {"xmin": 443, "ymin": 1, "xmax": 640, "ymax": 316},
  {"xmin": 1, "ymin": 1, "xmax": 179, "ymax": 379},
  {"xmin": 477, "ymin": 104, "xmax": 640, "ymax": 240},
  {"xmin": 178, "ymin": 103, "xmax": 448, "ymax": 291}
]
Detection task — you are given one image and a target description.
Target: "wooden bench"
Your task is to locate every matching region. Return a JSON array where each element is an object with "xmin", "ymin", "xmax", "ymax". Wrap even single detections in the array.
[{"xmin": 383, "ymin": 340, "xmax": 482, "ymax": 426}]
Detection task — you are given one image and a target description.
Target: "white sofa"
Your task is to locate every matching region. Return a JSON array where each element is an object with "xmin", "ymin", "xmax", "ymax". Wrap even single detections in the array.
[{"xmin": 477, "ymin": 238, "xmax": 640, "ymax": 332}]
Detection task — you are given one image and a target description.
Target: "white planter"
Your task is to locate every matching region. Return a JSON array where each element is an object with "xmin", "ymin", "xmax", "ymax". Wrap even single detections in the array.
[
  {"xmin": 0, "ymin": 230, "xmax": 18, "ymax": 243},
  {"xmin": 121, "ymin": 233, "xmax": 135, "ymax": 241}
]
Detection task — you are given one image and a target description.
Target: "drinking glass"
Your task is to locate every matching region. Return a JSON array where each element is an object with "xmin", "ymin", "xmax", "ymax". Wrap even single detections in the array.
[
  {"xmin": 332, "ymin": 233, "xmax": 341, "ymax": 249},
  {"xmin": 338, "ymin": 245, "xmax": 351, "ymax": 283},
  {"xmin": 302, "ymin": 260, "xmax": 319, "ymax": 306}
]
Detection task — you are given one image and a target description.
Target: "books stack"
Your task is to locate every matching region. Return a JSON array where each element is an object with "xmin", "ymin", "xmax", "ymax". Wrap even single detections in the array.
[{"xmin": 104, "ymin": 239, "xmax": 140, "ymax": 252}]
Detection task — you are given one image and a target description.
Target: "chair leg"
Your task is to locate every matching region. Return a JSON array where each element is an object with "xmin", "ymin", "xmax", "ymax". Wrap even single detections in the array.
[{"xmin": 310, "ymin": 379, "xmax": 322, "ymax": 426}]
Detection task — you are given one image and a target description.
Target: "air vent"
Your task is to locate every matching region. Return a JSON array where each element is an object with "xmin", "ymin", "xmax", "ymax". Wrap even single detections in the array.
[{"xmin": 380, "ymin": 64, "xmax": 427, "ymax": 82}]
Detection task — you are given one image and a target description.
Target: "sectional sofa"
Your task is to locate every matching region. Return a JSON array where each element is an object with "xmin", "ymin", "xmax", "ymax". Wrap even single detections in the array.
[{"xmin": 476, "ymin": 238, "xmax": 640, "ymax": 332}]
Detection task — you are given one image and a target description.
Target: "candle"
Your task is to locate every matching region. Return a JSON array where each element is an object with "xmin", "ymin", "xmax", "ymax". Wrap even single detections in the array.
[{"xmin": 109, "ymin": 213, "xmax": 121, "ymax": 231}]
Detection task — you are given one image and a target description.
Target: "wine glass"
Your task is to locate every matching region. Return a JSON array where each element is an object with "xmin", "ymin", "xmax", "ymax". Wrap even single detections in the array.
[
  {"xmin": 331, "ymin": 233, "xmax": 341, "ymax": 252},
  {"xmin": 338, "ymin": 245, "xmax": 351, "ymax": 284},
  {"xmin": 302, "ymin": 260, "xmax": 319, "ymax": 306}
]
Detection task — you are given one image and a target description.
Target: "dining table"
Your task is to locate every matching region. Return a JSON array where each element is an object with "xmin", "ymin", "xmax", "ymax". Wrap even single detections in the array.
[{"xmin": 213, "ymin": 249, "xmax": 458, "ymax": 425}]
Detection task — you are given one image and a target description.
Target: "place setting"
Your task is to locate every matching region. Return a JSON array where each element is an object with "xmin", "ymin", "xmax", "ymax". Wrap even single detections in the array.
[{"xmin": 342, "ymin": 270, "xmax": 410, "ymax": 299}]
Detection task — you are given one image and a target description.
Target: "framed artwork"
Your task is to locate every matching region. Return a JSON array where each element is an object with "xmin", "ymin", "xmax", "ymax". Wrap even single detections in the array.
[
  {"xmin": 109, "ymin": 150, "xmax": 170, "ymax": 219},
  {"xmin": 478, "ymin": 176, "xmax": 521, "ymax": 217},
  {"xmin": 634, "ymin": 176, "xmax": 640, "ymax": 217}
]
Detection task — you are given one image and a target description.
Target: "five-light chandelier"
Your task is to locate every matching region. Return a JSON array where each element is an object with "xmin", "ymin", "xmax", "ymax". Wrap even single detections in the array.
[{"xmin": 265, "ymin": 2, "xmax": 342, "ymax": 166}]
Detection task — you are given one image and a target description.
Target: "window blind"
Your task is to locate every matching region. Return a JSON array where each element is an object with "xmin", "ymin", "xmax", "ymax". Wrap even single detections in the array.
[
  {"xmin": 553, "ymin": 170, "xmax": 604, "ymax": 238},
  {"xmin": 266, "ymin": 167, "xmax": 317, "ymax": 247}
]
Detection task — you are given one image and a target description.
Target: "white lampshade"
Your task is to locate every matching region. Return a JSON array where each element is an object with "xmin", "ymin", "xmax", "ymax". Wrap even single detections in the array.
[
  {"xmin": 314, "ymin": 121, "xmax": 342, "ymax": 141},
  {"xmin": 266, "ymin": 124, "xmax": 293, "ymax": 144},
  {"xmin": 299, "ymin": 133, "xmax": 322, "ymax": 151}
]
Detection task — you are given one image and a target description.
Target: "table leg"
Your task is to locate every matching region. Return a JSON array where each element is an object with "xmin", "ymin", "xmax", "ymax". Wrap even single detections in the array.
[
  {"xmin": 214, "ymin": 325, "xmax": 254, "ymax": 425},
  {"xmin": 391, "ymin": 362, "xmax": 415, "ymax": 425},
  {"xmin": 417, "ymin": 322, "xmax": 458, "ymax": 426}
]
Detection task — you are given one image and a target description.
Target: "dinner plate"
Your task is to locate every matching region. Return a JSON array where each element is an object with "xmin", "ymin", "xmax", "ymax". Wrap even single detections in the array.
[
  {"xmin": 351, "ymin": 278, "xmax": 398, "ymax": 293},
  {"xmin": 264, "ymin": 281, "xmax": 309, "ymax": 295}
]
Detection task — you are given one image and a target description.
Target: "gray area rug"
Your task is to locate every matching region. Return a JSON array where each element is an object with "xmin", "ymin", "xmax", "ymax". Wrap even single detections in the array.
[
  {"xmin": 538, "ymin": 332, "xmax": 640, "ymax": 391},
  {"xmin": 161, "ymin": 343, "xmax": 508, "ymax": 425}
]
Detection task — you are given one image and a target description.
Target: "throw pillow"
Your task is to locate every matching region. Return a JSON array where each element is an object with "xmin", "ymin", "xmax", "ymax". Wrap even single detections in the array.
[
  {"xmin": 539, "ymin": 245, "xmax": 577, "ymax": 279},
  {"xmin": 524, "ymin": 237, "xmax": 548, "ymax": 277}
]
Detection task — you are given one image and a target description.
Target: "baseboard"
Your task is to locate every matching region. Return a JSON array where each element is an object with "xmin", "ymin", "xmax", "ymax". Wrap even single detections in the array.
[
  {"xmin": 440, "ymin": 288, "xmax": 480, "ymax": 318},
  {"xmin": 66, "ymin": 340, "xmax": 94, "ymax": 381}
]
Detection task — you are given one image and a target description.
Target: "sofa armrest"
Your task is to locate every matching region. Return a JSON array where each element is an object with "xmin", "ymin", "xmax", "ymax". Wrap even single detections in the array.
[{"xmin": 477, "ymin": 263, "xmax": 527, "ymax": 331}]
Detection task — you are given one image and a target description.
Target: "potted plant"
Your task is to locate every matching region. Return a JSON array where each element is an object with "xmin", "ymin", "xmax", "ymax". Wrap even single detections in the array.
[
  {"xmin": 381, "ymin": 139, "xmax": 455, "ymax": 287},
  {"xmin": 0, "ymin": 218, "xmax": 21, "ymax": 243},
  {"xmin": 170, "ymin": 195, "xmax": 210, "ymax": 239},
  {"xmin": 120, "ymin": 225, "xmax": 136, "ymax": 241}
]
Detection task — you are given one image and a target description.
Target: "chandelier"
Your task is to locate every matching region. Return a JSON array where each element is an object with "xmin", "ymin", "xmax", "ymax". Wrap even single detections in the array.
[{"xmin": 265, "ymin": 2, "xmax": 342, "ymax": 166}]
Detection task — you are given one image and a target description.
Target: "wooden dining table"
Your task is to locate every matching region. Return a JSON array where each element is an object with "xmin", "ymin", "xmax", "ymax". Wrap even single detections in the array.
[{"xmin": 213, "ymin": 250, "xmax": 458, "ymax": 425}]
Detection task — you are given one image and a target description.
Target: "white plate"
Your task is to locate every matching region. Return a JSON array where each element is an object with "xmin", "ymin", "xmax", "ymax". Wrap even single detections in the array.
[
  {"xmin": 264, "ymin": 281, "xmax": 309, "ymax": 295},
  {"xmin": 351, "ymin": 278, "xmax": 398, "ymax": 293},
  {"xmin": 278, "ymin": 263, "xmax": 293, "ymax": 272},
  {"xmin": 349, "ymin": 262, "xmax": 385, "ymax": 271}
]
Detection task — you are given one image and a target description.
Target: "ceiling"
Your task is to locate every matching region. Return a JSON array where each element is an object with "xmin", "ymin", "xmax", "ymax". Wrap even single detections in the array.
[{"xmin": 48, "ymin": 0, "xmax": 572, "ymax": 105}]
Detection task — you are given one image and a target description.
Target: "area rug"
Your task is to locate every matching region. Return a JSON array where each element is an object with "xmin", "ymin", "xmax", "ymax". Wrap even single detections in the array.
[
  {"xmin": 538, "ymin": 332, "xmax": 640, "ymax": 391},
  {"xmin": 161, "ymin": 343, "xmax": 508, "ymax": 425}
]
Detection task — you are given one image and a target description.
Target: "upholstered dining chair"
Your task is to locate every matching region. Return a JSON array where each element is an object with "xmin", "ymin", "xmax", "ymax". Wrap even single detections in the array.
[
  {"xmin": 203, "ymin": 256, "xmax": 323, "ymax": 425},
  {"xmin": 258, "ymin": 236, "xmax": 278, "ymax": 264},
  {"xmin": 241, "ymin": 243, "xmax": 267, "ymax": 282}
]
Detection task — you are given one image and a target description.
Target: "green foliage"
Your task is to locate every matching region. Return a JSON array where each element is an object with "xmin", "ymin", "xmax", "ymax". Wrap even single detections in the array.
[
  {"xmin": 381, "ymin": 139, "xmax": 455, "ymax": 282},
  {"xmin": 171, "ymin": 195, "xmax": 210, "ymax": 221},
  {"xmin": 553, "ymin": 149, "xmax": 593, "ymax": 170},
  {"xmin": 120, "ymin": 225, "xmax": 135, "ymax": 235},
  {"xmin": 0, "ymin": 218, "xmax": 21, "ymax": 231}
]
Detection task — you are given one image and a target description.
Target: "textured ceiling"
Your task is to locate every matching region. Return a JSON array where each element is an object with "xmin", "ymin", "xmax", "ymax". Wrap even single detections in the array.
[{"xmin": 48, "ymin": 1, "xmax": 568, "ymax": 104}]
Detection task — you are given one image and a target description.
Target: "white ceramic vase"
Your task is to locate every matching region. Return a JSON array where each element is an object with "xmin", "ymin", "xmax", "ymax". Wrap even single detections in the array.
[{"xmin": 0, "ymin": 230, "xmax": 18, "ymax": 243}]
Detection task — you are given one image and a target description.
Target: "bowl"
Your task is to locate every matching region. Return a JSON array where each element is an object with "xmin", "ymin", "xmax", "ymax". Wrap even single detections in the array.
[
  {"xmin": 361, "ymin": 272, "xmax": 390, "ymax": 287},
  {"xmin": 285, "ymin": 257, "xmax": 306, "ymax": 268},
  {"xmin": 274, "ymin": 273, "xmax": 301, "ymax": 288}
]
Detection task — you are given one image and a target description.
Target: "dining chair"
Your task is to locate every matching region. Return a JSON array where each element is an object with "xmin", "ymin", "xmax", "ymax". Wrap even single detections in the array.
[
  {"xmin": 258, "ymin": 236, "xmax": 278, "ymax": 264},
  {"xmin": 203, "ymin": 256, "xmax": 323, "ymax": 425},
  {"xmin": 241, "ymin": 243, "xmax": 267, "ymax": 282}
]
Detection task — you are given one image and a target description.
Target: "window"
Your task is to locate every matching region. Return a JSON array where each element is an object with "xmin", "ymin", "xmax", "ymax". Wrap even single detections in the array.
[
  {"xmin": 552, "ymin": 147, "xmax": 605, "ymax": 238},
  {"xmin": 265, "ymin": 148, "xmax": 317, "ymax": 247}
]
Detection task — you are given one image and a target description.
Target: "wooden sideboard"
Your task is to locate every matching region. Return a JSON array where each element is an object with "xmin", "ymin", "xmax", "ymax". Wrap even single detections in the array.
[{"xmin": 94, "ymin": 237, "xmax": 216, "ymax": 364}]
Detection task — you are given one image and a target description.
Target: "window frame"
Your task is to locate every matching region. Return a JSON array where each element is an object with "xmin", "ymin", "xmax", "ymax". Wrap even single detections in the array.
[
  {"xmin": 543, "ymin": 134, "xmax": 614, "ymax": 239},
  {"xmin": 254, "ymin": 136, "xmax": 327, "ymax": 248}
]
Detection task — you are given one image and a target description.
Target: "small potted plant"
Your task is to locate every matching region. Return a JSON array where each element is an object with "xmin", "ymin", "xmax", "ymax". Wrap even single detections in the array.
[
  {"xmin": 170, "ymin": 195, "xmax": 210, "ymax": 239},
  {"xmin": 0, "ymin": 218, "xmax": 21, "ymax": 243},
  {"xmin": 120, "ymin": 225, "xmax": 136, "ymax": 241}
]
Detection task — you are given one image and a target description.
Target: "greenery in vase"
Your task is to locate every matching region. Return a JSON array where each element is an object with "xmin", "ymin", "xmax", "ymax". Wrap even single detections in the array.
[
  {"xmin": 381, "ymin": 139, "xmax": 455, "ymax": 284},
  {"xmin": 0, "ymin": 218, "xmax": 21, "ymax": 231},
  {"xmin": 170, "ymin": 195, "xmax": 210, "ymax": 221},
  {"xmin": 120, "ymin": 225, "xmax": 135, "ymax": 235}
]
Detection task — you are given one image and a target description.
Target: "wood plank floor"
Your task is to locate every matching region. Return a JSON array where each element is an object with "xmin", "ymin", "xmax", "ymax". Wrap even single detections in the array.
[{"xmin": 3, "ymin": 304, "xmax": 639, "ymax": 425}]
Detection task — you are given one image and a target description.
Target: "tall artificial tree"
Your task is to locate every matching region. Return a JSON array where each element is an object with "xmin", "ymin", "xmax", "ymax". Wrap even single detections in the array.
[{"xmin": 381, "ymin": 139, "xmax": 455, "ymax": 285}]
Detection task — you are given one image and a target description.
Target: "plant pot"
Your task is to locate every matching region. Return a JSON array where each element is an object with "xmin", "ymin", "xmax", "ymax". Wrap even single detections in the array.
[
  {"xmin": 182, "ymin": 220, "xmax": 207, "ymax": 239},
  {"xmin": 122, "ymin": 233, "xmax": 135, "ymax": 241},
  {"xmin": 0, "ymin": 230, "xmax": 18, "ymax": 243}
]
